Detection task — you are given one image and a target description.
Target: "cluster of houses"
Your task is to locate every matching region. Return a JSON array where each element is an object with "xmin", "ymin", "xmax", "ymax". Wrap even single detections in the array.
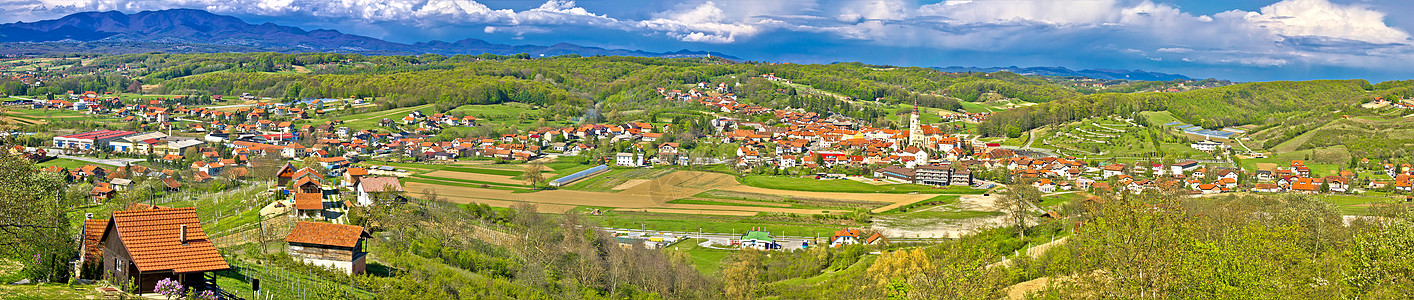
[
  {"xmin": 732, "ymin": 228, "xmax": 887, "ymax": 251},
  {"xmin": 387, "ymin": 110, "xmax": 477, "ymax": 132}
]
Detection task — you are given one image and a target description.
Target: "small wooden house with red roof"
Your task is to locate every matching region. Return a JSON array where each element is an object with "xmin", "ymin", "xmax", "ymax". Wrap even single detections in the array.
[
  {"xmin": 285, "ymin": 222, "xmax": 371, "ymax": 275},
  {"xmin": 101, "ymin": 207, "xmax": 229, "ymax": 293},
  {"xmin": 276, "ymin": 162, "xmax": 297, "ymax": 186},
  {"xmin": 294, "ymin": 192, "xmax": 325, "ymax": 219}
]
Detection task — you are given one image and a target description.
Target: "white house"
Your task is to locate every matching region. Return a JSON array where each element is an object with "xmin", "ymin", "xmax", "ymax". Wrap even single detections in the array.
[
  {"xmin": 355, "ymin": 177, "xmax": 403, "ymax": 206},
  {"xmin": 616, "ymin": 152, "xmax": 640, "ymax": 167}
]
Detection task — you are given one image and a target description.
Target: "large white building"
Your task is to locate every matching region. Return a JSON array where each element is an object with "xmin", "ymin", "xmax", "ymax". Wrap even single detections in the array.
[
  {"xmin": 53, "ymin": 130, "xmax": 138, "ymax": 150},
  {"xmin": 1191, "ymin": 140, "xmax": 1224, "ymax": 152}
]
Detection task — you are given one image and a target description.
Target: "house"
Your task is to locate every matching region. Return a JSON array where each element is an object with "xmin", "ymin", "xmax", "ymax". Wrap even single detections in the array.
[
  {"xmin": 356, "ymin": 177, "xmax": 404, "ymax": 206},
  {"xmin": 1254, "ymin": 183, "xmax": 1283, "ymax": 193},
  {"xmin": 284, "ymin": 222, "xmax": 372, "ymax": 275},
  {"xmin": 101, "ymin": 208, "xmax": 229, "ymax": 294},
  {"xmin": 294, "ymin": 193, "xmax": 325, "ymax": 219},
  {"xmin": 276, "ymin": 162, "xmax": 297, "ymax": 186},
  {"xmin": 1101, "ymin": 164, "xmax": 1126, "ymax": 178},
  {"xmin": 344, "ymin": 167, "xmax": 368, "ymax": 187},
  {"xmin": 292, "ymin": 168, "xmax": 327, "ymax": 193},
  {"xmin": 829, "ymin": 228, "xmax": 861, "ymax": 247},
  {"xmin": 90, "ymin": 182, "xmax": 116, "ymax": 202},
  {"xmin": 1034, "ymin": 179, "xmax": 1056, "ymax": 193},
  {"xmin": 1172, "ymin": 160, "xmax": 1199, "ymax": 174},
  {"xmin": 864, "ymin": 232, "xmax": 887, "ymax": 245},
  {"xmin": 1197, "ymin": 183, "xmax": 1222, "ymax": 194},
  {"xmin": 161, "ymin": 178, "xmax": 181, "ymax": 192},
  {"xmin": 739, "ymin": 231, "xmax": 779, "ymax": 250},
  {"xmin": 78, "ymin": 218, "xmax": 108, "ymax": 273},
  {"xmin": 616, "ymin": 152, "xmax": 639, "ymax": 167}
]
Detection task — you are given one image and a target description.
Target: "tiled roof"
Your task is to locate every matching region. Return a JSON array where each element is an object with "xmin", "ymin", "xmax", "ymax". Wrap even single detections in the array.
[
  {"xmin": 123, "ymin": 203, "xmax": 166, "ymax": 211},
  {"xmin": 109, "ymin": 208, "xmax": 229, "ymax": 273},
  {"xmin": 285, "ymin": 221, "xmax": 368, "ymax": 248},
  {"xmin": 294, "ymin": 193, "xmax": 323, "ymax": 210},
  {"xmin": 82, "ymin": 219, "xmax": 107, "ymax": 263},
  {"xmin": 359, "ymin": 177, "xmax": 403, "ymax": 192}
]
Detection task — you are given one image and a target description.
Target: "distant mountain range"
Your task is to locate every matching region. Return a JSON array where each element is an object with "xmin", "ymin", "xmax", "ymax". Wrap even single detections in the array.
[
  {"xmin": 933, "ymin": 66, "xmax": 1193, "ymax": 81},
  {"xmin": 0, "ymin": 9, "xmax": 736, "ymax": 59}
]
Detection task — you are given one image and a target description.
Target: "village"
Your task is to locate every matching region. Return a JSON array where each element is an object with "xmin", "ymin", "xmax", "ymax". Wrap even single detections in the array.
[{"xmin": 19, "ymin": 81, "xmax": 1412, "ymax": 298}]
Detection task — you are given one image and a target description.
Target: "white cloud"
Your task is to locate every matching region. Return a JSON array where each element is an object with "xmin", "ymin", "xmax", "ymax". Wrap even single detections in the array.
[
  {"xmin": 636, "ymin": 1, "xmax": 765, "ymax": 43},
  {"xmin": 4, "ymin": 0, "xmax": 1414, "ymax": 73},
  {"xmin": 919, "ymin": 0, "xmax": 1122, "ymax": 25},
  {"xmin": 1240, "ymin": 0, "xmax": 1409, "ymax": 44}
]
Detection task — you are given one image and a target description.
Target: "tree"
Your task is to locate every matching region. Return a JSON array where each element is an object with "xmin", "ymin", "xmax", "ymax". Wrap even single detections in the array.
[
  {"xmin": 301, "ymin": 156, "xmax": 327, "ymax": 175},
  {"xmin": 522, "ymin": 163, "xmax": 546, "ymax": 187},
  {"xmin": 1001, "ymin": 184, "xmax": 1041, "ymax": 238},
  {"xmin": 0, "ymin": 153, "xmax": 73, "ymax": 283},
  {"xmin": 723, "ymin": 251, "xmax": 762, "ymax": 300}
]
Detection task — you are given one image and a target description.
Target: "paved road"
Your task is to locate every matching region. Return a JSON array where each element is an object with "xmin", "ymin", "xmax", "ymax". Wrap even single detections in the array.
[{"xmin": 55, "ymin": 154, "xmax": 145, "ymax": 167}]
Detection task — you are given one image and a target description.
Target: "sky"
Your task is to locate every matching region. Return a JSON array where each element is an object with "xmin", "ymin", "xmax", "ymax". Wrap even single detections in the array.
[{"xmin": 3, "ymin": 0, "xmax": 1414, "ymax": 82}]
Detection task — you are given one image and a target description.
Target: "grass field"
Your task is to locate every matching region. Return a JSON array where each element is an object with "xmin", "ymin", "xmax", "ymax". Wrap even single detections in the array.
[
  {"xmin": 441, "ymin": 166, "xmax": 523, "ymax": 177},
  {"xmin": 563, "ymin": 168, "xmax": 672, "ymax": 192},
  {"xmin": 328, "ymin": 104, "xmax": 434, "ymax": 129},
  {"xmin": 446, "ymin": 103, "xmax": 576, "ymax": 128},
  {"xmin": 737, "ymin": 176, "xmax": 987, "ymax": 194},
  {"xmin": 664, "ymin": 241, "xmax": 736, "ymax": 276},
  {"xmin": 666, "ymin": 198, "xmax": 790, "ymax": 208},
  {"xmin": 586, "ymin": 210, "xmax": 846, "ymax": 238},
  {"xmin": 1313, "ymin": 194, "xmax": 1409, "ymax": 215},
  {"xmin": 1039, "ymin": 115, "xmax": 1210, "ymax": 158},
  {"xmin": 1138, "ymin": 111, "xmax": 1182, "ymax": 126},
  {"xmin": 1237, "ymin": 146, "xmax": 1348, "ymax": 176},
  {"xmin": 878, "ymin": 210, "xmax": 1004, "ymax": 228},
  {"xmin": 35, "ymin": 158, "xmax": 94, "ymax": 169},
  {"xmin": 1037, "ymin": 192, "xmax": 1088, "ymax": 208}
]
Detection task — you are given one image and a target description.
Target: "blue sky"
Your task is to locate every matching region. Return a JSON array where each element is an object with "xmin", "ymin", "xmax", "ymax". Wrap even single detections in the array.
[{"xmin": 5, "ymin": 0, "xmax": 1414, "ymax": 82}]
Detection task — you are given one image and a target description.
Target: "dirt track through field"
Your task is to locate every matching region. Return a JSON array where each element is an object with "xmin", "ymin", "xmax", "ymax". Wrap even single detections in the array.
[
  {"xmin": 721, "ymin": 185, "xmax": 934, "ymax": 205},
  {"xmin": 423, "ymin": 170, "xmax": 525, "ymax": 185},
  {"xmin": 407, "ymin": 176, "xmax": 853, "ymax": 215},
  {"xmin": 620, "ymin": 208, "xmax": 759, "ymax": 216},
  {"xmin": 409, "ymin": 170, "xmax": 973, "ymax": 218}
]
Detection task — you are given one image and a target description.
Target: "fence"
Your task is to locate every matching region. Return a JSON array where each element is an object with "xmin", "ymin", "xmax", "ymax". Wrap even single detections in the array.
[
  {"xmin": 221, "ymin": 259, "xmax": 371, "ymax": 300},
  {"xmin": 210, "ymin": 212, "xmax": 294, "ymax": 248}
]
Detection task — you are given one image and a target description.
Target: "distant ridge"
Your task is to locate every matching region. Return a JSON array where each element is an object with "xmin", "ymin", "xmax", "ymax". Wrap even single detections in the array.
[
  {"xmin": 0, "ymin": 9, "xmax": 737, "ymax": 59},
  {"xmin": 934, "ymin": 66, "xmax": 1194, "ymax": 81}
]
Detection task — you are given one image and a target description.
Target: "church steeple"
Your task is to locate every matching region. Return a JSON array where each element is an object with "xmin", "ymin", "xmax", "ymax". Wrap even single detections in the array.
[{"xmin": 908, "ymin": 98, "xmax": 923, "ymax": 147}]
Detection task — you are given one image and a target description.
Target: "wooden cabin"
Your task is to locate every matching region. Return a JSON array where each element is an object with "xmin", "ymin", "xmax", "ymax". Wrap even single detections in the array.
[
  {"xmin": 284, "ymin": 222, "xmax": 371, "ymax": 275},
  {"xmin": 101, "ymin": 207, "xmax": 229, "ymax": 293}
]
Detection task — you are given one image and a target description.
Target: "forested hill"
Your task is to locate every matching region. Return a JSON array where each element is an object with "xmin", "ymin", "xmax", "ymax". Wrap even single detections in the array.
[
  {"xmin": 976, "ymin": 80, "xmax": 1387, "ymax": 137},
  {"xmin": 14, "ymin": 53, "xmax": 1076, "ymax": 116},
  {"xmin": 0, "ymin": 9, "xmax": 732, "ymax": 58}
]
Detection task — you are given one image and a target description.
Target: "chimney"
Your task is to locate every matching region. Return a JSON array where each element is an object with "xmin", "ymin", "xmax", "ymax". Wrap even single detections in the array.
[
  {"xmin": 85, "ymin": 213, "xmax": 94, "ymax": 220},
  {"xmin": 179, "ymin": 225, "xmax": 188, "ymax": 244}
]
